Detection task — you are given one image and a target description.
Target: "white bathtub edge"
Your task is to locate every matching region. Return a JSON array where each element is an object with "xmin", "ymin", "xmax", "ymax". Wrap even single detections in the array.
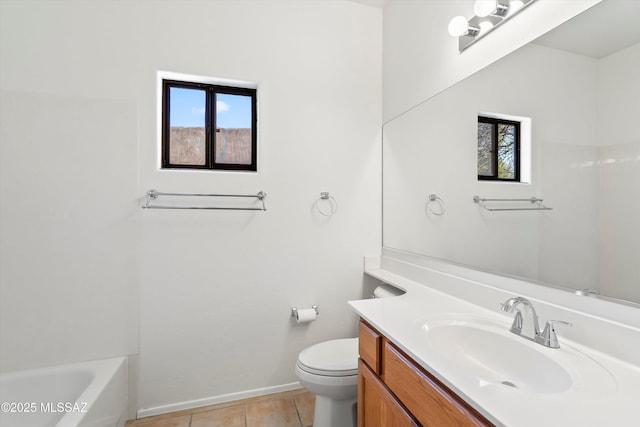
[
  {"xmin": 75, "ymin": 357, "xmax": 128, "ymax": 427},
  {"xmin": 0, "ymin": 356, "xmax": 129, "ymax": 427}
]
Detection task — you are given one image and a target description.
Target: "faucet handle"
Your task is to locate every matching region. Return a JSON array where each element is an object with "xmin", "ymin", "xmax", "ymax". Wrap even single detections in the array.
[
  {"xmin": 509, "ymin": 309, "xmax": 523, "ymax": 335},
  {"xmin": 537, "ymin": 320, "xmax": 572, "ymax": 348}
]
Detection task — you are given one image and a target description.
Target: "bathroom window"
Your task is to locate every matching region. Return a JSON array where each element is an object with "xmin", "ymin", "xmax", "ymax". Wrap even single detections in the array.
[
  {"xmin": 162, "ymin": 79, "xmax": 257, "ymax": 171},
  {"xmin": 477, "ymin": 116, "xmax": 521, "ymax": 181}
]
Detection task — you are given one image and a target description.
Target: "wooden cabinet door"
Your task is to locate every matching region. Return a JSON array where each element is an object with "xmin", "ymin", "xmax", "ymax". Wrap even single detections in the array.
[
  {"xmin": 358, "ymin": 359, "xmax": 419, "ymax": 427},
  {"xmin": 383, "ymin": 342, "xmax": 493, "ymax": 427},
  {"xmin": 359, "ymin": 320, "xmax": 382, "ymax": 374}
]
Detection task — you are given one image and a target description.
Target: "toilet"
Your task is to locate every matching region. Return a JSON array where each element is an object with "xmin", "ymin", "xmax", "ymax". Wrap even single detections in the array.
[
  {"xmin": 295, "ymin": 338, "xmax": 359, "ymax": 427},
  {"xmin": 295, "ymin": 284, "xmax": 404, "ymax": 427}
]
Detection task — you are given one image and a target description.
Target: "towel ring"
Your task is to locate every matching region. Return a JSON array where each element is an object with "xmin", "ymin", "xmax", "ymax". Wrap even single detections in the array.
[
  {"xmin": 315, "ymin": 192, "xmax": 337, "ymax": 217},
  {"xmin": 427, "ymin": 194, "xmax": 446, "ymax": 216}
]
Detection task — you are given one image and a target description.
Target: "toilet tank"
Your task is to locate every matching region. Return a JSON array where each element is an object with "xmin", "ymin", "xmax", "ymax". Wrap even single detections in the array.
[{"xmin": 372, "ymin": 283, "xmax": 405, "ymax": 298}]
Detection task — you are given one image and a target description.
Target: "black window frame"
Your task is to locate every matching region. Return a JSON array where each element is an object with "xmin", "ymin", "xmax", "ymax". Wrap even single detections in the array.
[
  {"xmin": 477, "ymin": 116, "xmax": 521, "ymax": 182},
  {"xmin": 162, "ymin": 79, "xmax": 258, "ymax": 172}
]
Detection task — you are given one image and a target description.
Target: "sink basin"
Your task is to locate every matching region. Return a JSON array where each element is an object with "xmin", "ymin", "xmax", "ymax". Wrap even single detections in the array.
[{"xmin": 421, "ymin": 315, "xmax": 617, "ymax": 396}]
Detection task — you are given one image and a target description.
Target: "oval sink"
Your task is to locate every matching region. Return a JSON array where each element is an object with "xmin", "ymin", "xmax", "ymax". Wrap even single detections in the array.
[
  {"xmin": 421, "ymin": 315, "xmax": 617, "ymax": 397},
  {"xmin": 426, "ymin": 322, "xmax": 571, "ymax": 393}
]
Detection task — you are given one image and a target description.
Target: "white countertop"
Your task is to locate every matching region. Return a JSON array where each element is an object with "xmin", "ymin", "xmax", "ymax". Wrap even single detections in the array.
[{"xmin": 349, "ymin": 267, "xmax": 640, "ymax": 427}]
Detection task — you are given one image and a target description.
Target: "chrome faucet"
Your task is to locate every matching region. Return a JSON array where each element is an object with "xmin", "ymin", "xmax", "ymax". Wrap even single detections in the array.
[
  {"xmin": 500, "ymin": 296, "xmax": 541, "ymax": 340},
  {"xmin": 500, "ymin": 296, "xmax": 572, "ymax": 349}
]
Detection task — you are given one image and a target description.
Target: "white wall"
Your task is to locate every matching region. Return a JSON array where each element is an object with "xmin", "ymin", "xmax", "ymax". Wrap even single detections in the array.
[
  {"xmin": 0, "ymin": 0, "xmax": 382, "ymax": 415},
  {"xmin": 0, "ymin": 4, "xmax": 139, "ymax": 372},
  {"xmin": 137, "ymin": 0, "xmax": 382, "ymax": 412},
  {"xmin": 597, "ymin": 42, "xmax": 640, "ymax": 302},
  {"xmin": 383, "ymin": 0, "xmax": 601, "ymax": 122},
  {"xmin": 383, "ymin": 43, "xmax": 600, "ymax": 288}
]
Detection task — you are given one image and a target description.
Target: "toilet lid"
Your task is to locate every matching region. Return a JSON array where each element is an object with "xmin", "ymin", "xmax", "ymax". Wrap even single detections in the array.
[{"xmin": 297, "ymin": 338, "xmax": 358, "ymax": 377}]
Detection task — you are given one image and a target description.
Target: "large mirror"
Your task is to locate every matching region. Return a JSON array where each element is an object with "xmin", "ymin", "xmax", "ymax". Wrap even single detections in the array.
[{"xmin": 383, "ymin": 0, "xmax": 640, "ymax": 304}]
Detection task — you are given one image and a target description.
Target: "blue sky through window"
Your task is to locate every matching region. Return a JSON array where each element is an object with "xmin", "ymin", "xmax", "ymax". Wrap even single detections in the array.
[{"xmin": 169, "ymin": 87, "xmax": 252, "ymax": 128}]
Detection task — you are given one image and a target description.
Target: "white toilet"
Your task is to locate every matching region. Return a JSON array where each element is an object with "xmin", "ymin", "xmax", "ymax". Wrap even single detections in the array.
[
  {"xmin": 295, "ymin": 338, "xmax": 359, "ymax": 427},
  {"xmin": 295, "ymin": 284, "xmax": 404, "ymax": 427}
]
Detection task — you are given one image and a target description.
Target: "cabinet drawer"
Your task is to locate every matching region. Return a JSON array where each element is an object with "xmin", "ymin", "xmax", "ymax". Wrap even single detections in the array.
[
  {"xmin": 383, "ymin": 341, "xmax": 493, "ymax": 427},
  {"xmin": 359, "ymin": 320, "xmax": 382, "ymax": 374},
  {"xmin": 358, "ymin": 359, "xmax": 419, "ymax": 427}
]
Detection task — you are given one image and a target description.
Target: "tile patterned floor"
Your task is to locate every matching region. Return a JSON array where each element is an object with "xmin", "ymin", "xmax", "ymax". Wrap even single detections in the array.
[{"xmin": 126, "ymin": 389, "xmax": 315, "ymax": 427}]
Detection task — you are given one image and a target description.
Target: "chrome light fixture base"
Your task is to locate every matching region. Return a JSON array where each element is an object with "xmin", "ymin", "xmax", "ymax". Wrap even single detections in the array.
[{"xmin": 451, "ymin": 0, "xmax": 538, "ymax": 52}]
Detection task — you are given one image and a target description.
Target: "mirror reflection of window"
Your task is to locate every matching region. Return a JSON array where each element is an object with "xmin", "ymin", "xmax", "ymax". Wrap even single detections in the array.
[{"xmin": 477, "ymin": 115, "xmax": 521, "ymax": 182}]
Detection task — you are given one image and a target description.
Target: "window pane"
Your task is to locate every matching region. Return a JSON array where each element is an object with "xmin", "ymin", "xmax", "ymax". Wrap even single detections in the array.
[
  {"xmin": 169, "ymin": 87, "xmax": 206, "ymax": 166},
  {"xmin": 215, "ymin": 93, "xmax": 253, "ymax": 165},
  {"xmin": 477, "ymin": 122, "xmax": 494, "ymax": 176},
  {"xmin": 497, "ymin": 123, "xmax": 516, "ymax": 179}
]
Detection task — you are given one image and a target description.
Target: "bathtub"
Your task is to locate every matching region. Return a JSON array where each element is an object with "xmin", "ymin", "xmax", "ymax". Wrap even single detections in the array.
[{"xmin": 0, "ymin": 357, "xmax": 128, "ymax": 427}]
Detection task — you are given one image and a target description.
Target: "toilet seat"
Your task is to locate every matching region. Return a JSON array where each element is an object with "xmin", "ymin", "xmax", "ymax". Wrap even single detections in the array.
[{"xmin": 296, "ymin": 338, "xmax": 358, "ymax": 377}]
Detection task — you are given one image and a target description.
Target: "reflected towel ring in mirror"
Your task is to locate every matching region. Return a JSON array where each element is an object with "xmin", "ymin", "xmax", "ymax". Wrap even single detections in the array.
[
  {"xmin": 427, "ymin": 194, "xmax": 446, "ymax": 216},
  {"xmin": 315, "ymin": 192, "xmax": 337, "ymax": 217}
]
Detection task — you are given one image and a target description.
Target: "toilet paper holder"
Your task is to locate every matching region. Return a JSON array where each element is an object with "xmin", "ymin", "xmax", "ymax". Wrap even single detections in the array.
[{"xmin": 291, "ymin": 306, "xmax": 319, "ymax": 318}]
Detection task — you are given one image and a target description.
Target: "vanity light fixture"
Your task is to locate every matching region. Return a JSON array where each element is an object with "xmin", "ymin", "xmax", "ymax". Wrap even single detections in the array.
[
  {"xmin": 447, "ymin": 16, "xmax": 480, "ymax": 37},
  {"xmin": 478, "ymin": 20, "xmax": 495, "ymax": 35},
  {"xmin": 509, "ymin": 0, "xmax": 525, "ymax": 14},
  {"xmin": 474, "ymin": 0, "xmax": 509, "ymax": 18},
  {"xmin": 448, "ymin": 0, "xmax": 538, "ymax": 52}
]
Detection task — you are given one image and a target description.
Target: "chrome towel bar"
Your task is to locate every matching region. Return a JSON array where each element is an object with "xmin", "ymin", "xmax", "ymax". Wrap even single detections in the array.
[
  {"xmin": 142, "ymin": 190, "xmax": 267, "ymax": 211},
  {"xmin": 473, "ymin": 195, "xmax": 552, "ymax": 212}
]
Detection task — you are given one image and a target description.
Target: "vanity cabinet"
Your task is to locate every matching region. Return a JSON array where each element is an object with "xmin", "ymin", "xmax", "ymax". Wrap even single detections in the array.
[{"xmin": 358, "ymin": 320, "xmax": 494, "ymax": 427}]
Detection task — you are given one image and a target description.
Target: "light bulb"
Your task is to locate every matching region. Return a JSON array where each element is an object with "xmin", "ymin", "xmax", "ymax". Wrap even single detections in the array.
[
  {"xmin": 509, "ymin": 0, "xmax": 524, "ymax": 14},
  {"xmin": 448, "ymin": 16, "xmax": 470, "ymax": 37},
  {"xmin": 474, "ymin": 0, "xmax": 497, "ymax": 18},
  {"xmin": 478, "ymin": 20, "xmax": 494, "ymax": 34}
]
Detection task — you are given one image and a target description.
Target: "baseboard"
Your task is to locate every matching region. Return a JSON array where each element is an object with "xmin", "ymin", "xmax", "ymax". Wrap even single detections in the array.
[{"xmin": 136, "ymin": 382, "xmax": 303, "ymax": 419}]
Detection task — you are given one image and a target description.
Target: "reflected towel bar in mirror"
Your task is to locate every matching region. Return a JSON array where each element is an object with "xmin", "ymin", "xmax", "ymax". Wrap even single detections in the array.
[{"xmin": 473, "ymin": 195, "xmax": 552, "ymax": 211}]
